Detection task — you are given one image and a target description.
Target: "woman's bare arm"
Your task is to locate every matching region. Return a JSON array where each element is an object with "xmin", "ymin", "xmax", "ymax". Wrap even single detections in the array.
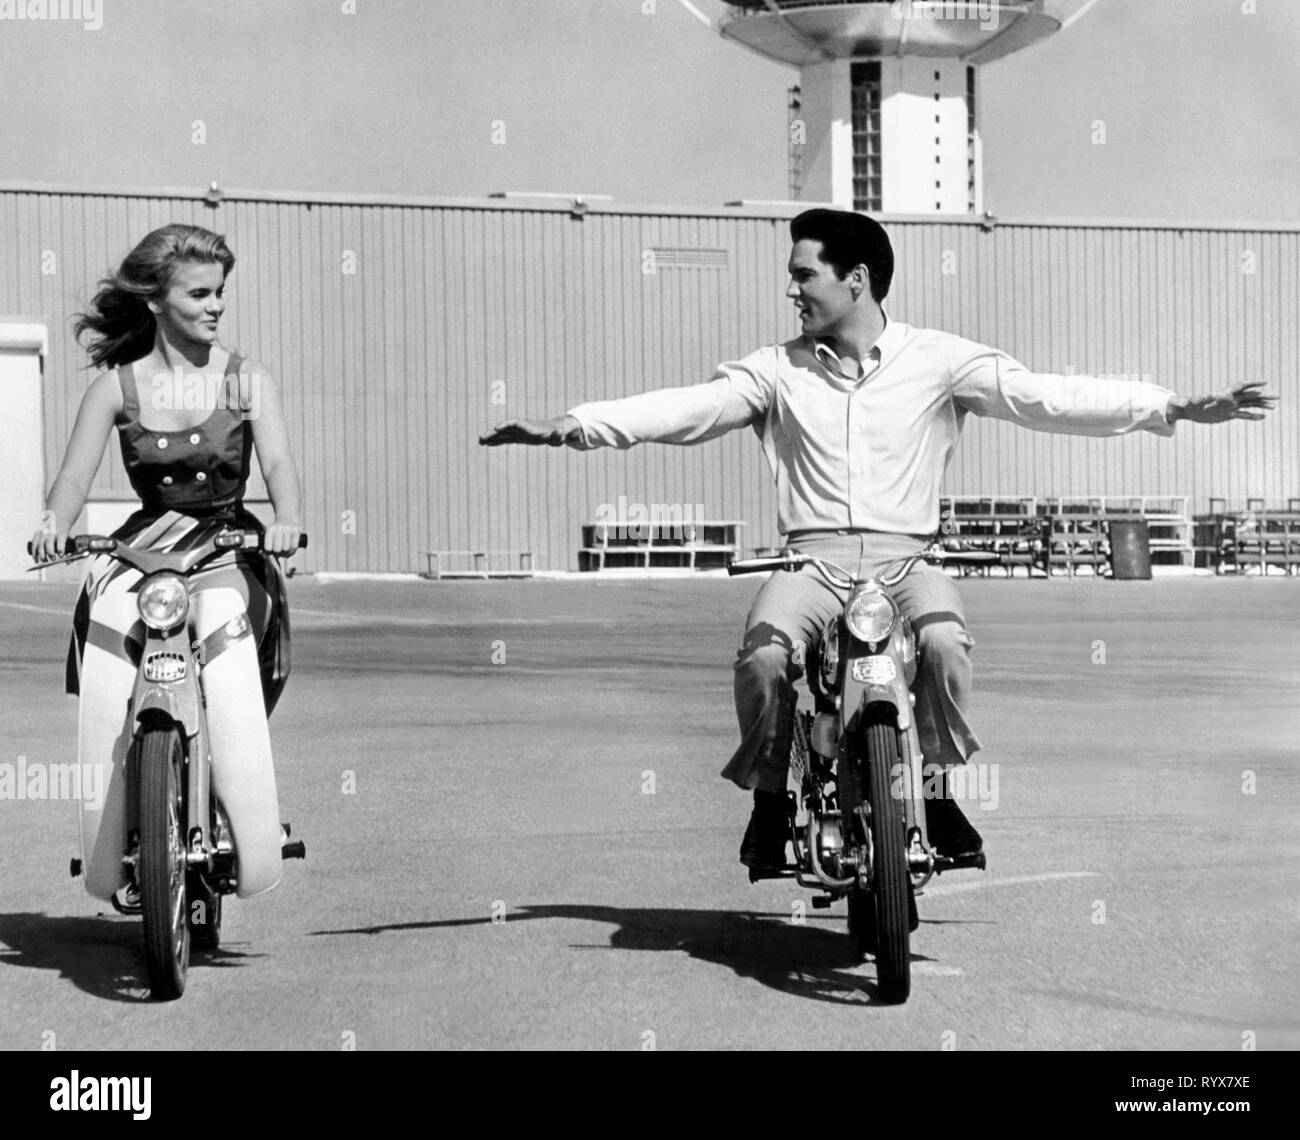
[
  {"xmin": 243, "ymin": 361, "xmax": 303, "ymax": 555},
  {"xmin": 30, "ymin": 372, "xmax": 121, "ymax": 561}
]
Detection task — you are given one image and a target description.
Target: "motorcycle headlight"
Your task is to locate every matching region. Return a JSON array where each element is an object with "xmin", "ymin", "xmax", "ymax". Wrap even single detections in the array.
[
  {"xmin": 845, "ymin": 588, "xmax": 896, "ymax": 644},
  {"xmin": 137, "ymin": 573, "xmax": 189, "ymax": 631}
]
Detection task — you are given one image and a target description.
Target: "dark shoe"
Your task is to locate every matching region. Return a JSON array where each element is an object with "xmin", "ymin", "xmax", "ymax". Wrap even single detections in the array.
[
  {"xmin": 740, "ymin": 789, "xmax": 791, "ymax": 880},
  {"xmin": 110, "ymin": 882, "xmax": 142, "ymax": 916},
  {"xmin": 925, "ymin": 795, "xmax": 983, "ymax": 859}
]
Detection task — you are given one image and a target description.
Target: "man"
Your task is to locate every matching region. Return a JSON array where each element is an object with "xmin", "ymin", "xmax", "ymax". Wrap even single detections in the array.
[{"xmin": 480, "ymin": 208, "xmax": 1274, "ymax": 879}]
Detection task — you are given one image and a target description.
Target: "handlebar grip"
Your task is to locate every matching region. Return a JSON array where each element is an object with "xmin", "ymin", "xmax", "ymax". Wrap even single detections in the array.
[
  {"xmin": 728, "ymin": 557, "xmax": 796, "ymax": 576},
  {"xmin": 298, "ymin": 534, "xmax": 309, "ymax": 550},
  {"xmin": 64, "ymin": 535, "xmax": 115, "ymax": 554}
]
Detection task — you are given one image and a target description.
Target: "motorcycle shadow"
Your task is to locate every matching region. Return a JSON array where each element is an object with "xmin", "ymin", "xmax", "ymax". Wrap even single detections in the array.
[
  {"xmin": 0, "ymin": 911, "xmax": 262, "ymax": 1003},
  {"xmin": 313, "ymin": 903, "xmax": 947, "ymax": 1006}
]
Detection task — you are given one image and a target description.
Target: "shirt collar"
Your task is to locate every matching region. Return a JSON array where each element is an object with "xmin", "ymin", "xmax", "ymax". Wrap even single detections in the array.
[{"xmin": 810, "ymin": 314, "xmax": 902, "ymax": 379}]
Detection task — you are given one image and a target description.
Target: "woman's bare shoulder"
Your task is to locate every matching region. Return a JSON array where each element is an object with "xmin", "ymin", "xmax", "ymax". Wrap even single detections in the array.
[{"xmin": 84, "ymin": 368, "xmax": 125, "ymax": 415}]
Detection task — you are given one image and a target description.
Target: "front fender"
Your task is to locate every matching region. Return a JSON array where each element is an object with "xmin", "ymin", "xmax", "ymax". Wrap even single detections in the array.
[
  {"xmin": 134, "ymin": 682, "xmax": 201, "ymax": 736},
  {"xmin": 131, "ymin": 627, "xmax": 201, "ymax": 735},
  {"xmin": 842, "ymin": 677, "xmax": 913, "ymax": 734}
]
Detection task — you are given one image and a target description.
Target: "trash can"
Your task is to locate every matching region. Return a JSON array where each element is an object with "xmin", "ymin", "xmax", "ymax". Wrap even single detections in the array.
[{"xmin": 1108, "ymin": 518, "xmax": 1152, "ymax": 580}]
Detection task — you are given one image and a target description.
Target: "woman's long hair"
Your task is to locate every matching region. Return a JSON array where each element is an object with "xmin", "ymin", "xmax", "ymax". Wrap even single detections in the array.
[{"xmin": 75, "ymin": 224, "xmax": 236, "ymax": 370}]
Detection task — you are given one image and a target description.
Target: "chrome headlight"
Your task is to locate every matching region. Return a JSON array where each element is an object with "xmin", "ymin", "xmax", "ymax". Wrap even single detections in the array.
[
  {"xmin": 137, "ymin": 573, "xmax": 189, "ymax": 631},
  {"xmin": 845, "ymin": 587, "xmax": 896, "ymax": 644}
]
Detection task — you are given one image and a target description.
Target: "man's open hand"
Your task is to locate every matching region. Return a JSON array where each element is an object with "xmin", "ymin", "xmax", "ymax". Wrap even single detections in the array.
[
  {"xmin": 479, "ymin": 415, "xmax": 582, "ymax": 447},
  {"xmin": 1169, "ymin": 381, "xmax": 1277, "ymax": 424}
]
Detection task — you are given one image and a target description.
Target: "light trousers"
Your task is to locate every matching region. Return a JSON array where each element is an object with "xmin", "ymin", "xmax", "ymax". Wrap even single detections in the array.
[{"xmin": 721, "ymin": 531, "xmax": 982, "ymax": 794}]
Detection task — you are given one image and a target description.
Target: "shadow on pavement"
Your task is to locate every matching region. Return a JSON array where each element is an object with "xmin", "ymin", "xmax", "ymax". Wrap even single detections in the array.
[
  {"xmin": 0, "ymin": 912, "xmax": 259, "ymax": 1003},
  {"xmin": 310, "ymin": 903, "xmax": 948, "ymax": 1006}
]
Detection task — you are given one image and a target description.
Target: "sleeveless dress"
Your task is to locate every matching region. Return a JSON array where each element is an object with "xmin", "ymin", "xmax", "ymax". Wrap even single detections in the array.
[{"xmin": 65, "ymin": 353, "xmax": 291, "ymax": 713}]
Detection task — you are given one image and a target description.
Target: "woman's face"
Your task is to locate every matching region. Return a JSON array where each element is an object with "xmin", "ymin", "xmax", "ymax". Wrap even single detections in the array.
[{"xmin": 150, "ymin": 260, "xmax": 227, "ymax": 346}]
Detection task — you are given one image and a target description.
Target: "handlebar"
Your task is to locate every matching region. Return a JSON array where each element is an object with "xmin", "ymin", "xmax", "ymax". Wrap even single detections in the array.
[
  {"xmin": 729, "ymin": 544, "xmax": 1002, "ymax": 591},
  {"xmin": 27, "ymin": 529, "xmax": 308, "ymax": 574}
]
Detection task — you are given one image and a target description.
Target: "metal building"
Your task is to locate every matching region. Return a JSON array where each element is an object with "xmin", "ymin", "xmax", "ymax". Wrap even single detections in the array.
[{"xmin": 1, "ymin": 182, "xmax": 1295, "ymax": 573}]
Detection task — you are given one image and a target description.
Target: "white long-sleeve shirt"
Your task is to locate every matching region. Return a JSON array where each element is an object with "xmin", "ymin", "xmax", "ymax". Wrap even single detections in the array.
[{"xmin": 567, "ymin": 319, "xmax": 1177, "ymax": 538}]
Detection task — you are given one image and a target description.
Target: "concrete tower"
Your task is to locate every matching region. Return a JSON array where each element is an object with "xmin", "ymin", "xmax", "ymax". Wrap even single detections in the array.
[{"xmin": 719, "ymin": 1, "xmax": 1065, "ymax": 215}]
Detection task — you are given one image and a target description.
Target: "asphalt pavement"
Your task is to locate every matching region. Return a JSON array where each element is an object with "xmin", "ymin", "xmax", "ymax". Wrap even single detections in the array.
[{"xmin": 1, "ymin": 573, "xmax": 1297, "ymax": 1049}]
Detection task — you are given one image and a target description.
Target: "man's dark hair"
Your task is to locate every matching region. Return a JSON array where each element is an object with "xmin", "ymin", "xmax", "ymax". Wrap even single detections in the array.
[{"xmin": 790, "ymin": 208, "xmax": 893, "ymax": 303}]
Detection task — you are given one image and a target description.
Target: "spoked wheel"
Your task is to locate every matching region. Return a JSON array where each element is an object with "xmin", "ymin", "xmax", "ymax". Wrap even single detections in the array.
[
  {"xmin": 840, "ymin": 734, "xmax": 877, "ymax": 961},
  {"xmin": 848, "ymin": 872, "xmax": 917, "ymax": 961},
  {"xmin": 137, "ymin": 724, "xmax": 190, "ymax": 1000},
  {"xmin": 860, "ymin": 712, "xmax": 911, "ymax": 1004}
]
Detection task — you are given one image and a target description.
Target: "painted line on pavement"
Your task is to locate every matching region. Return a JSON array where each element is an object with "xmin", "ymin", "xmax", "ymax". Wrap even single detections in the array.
[
  {"xmin": 293, "ymin": 608, "xmax": 618, "ymax": 626},
  {"xmin": 912, "ymin": 962, "xmax": 965, "ymax": 977},
  {"xmin": 923, "ymin": 871, "xmax": 1100, "ymax": 898},
  {"xmin": 0, "ymin": 600, "xmax": 69, "ymax": 617}
]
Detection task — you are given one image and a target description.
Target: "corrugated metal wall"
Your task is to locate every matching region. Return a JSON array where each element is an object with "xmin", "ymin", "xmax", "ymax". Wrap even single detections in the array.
[{"xmin": 3, "ymin": 186, "xmax": 1296, "ymax": 571}]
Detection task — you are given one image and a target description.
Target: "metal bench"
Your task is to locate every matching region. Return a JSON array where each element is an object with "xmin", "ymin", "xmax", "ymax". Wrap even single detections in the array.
[
  {"xmin": 422, "ymin": 550, "xmax": 535, "ymax": 580},
  {"xmin": 579, "ymin": 519, "xmax": 745, "ymax": 571}
]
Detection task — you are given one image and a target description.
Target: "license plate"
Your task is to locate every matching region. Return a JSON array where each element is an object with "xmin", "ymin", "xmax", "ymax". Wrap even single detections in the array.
[
  {"xmin": 851, "ymin": 656, "xmax": 896, "ymax": 684},
  {"xmin": 144, "ymin": 653, "xmax": 187, "ymax": 682}
]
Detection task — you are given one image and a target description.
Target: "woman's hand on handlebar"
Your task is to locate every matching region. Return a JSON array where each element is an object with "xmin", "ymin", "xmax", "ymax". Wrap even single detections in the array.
[
  {"xmin": 29, "ymin": 528, "xmax": 69, "ymax": 564},
  {"xmin": 263, "ymin": 519, "xmax": 302, "ymax": 557}
]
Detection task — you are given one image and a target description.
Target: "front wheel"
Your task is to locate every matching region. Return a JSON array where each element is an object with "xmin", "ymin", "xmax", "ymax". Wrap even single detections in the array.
[
  {"xmin": 860, "ymin": 713, "xmax": 911, "ymax": 1003},
  {"xmin": 137, "ymin": 724, "xmax": 190, "ymax": 999}
]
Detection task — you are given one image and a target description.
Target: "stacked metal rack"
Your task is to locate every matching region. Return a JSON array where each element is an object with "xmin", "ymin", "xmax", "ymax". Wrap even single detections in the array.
[
  {"xmin": 578, "ymin": 519, "xmax": 746, "ymax": 571},
  {"xmin": 1196, "ymin": 498, "xmax": 1300, "ymax": 575},
  {"xmin": 1039, "ymin": 496, "xmax": 1192, "ymax": 575},
  {"xmin": 937, "ymin": 496, "xmax": 1047, "ymax": 577},
  {"xmin": 938, "ymin": 495, "xmax": 1194, "ymax": 577}
]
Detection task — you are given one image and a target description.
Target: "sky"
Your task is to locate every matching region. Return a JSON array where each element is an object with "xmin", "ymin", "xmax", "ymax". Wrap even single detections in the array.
[{"xmin": 0, "ymin": 0, "xmax": 1297, "ymax": 224}]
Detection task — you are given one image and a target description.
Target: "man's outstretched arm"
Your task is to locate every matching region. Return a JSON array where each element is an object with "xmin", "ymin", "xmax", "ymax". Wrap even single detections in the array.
[
  {"xmin": 949, "ymin": 339, "xmax": 1277, "ymax": 436},
  {"xmin": 478, "ymin": 348, "xmax": 776, "ymax": 451}
]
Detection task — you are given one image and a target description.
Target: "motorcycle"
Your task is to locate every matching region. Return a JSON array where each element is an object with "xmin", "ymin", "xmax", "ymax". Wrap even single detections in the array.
[
  {"xmin": 728, "ymin": 545, "xmax": 993, "ymax": 1004},
  {"xmin": 32, "ymin": 528, "xmax": 307, "ymax": 1000}
]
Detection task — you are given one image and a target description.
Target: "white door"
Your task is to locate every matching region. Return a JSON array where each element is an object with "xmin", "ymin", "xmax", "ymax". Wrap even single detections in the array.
[{"xmin": 0, "ymin": 323, "xmax": 48, "ymax": 580}]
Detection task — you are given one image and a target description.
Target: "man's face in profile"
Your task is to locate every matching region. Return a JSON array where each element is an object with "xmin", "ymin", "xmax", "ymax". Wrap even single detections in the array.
[{"xmin": 786, "ymin": 238, "xmax": 858, "ymax": 339}]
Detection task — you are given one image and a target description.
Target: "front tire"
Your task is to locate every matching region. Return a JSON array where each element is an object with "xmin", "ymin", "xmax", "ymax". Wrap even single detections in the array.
[
  {"xmin": 138, "ymin": 724, "xmax": 189, "ymax": 1000},
  {"xmin": 860, "ymin": 712, "xmax": 911, "ymax": 1003}
]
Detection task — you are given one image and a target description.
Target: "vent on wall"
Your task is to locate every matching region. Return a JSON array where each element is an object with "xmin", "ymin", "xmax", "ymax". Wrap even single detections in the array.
[{"xmin": 648, "ymin": 247, "xmax": 730, "ymax": 270}]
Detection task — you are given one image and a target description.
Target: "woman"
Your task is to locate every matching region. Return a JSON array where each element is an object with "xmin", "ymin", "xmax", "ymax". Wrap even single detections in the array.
[{"xmin": 31, "ymin": 223, "xmax": 303, "ymax": 902}]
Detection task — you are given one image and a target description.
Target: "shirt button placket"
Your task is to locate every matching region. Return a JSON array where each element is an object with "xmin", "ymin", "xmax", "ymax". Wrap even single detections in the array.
[{"xmin": 845, "ymin": 396, "xmax": 858, "ymax": 529}]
